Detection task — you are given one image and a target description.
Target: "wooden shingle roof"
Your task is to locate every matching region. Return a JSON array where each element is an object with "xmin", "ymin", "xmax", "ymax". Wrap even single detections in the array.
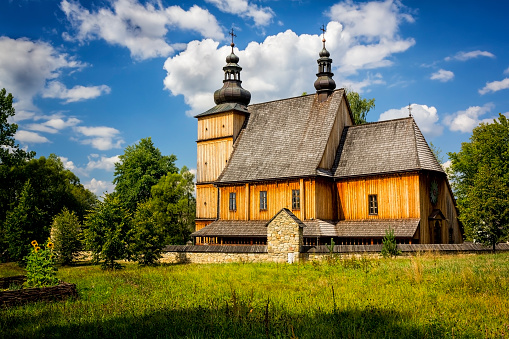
[
  {"xmin": 192, "ymin": 220, "xmax": 267, "ymax": 237},
  {"xmin": 217, "ymin": 90, "xmax": 345, "ymax": 183},
  {"xmin": 333, "ymin": 117, "xmax": 444, "ymax": 178}
]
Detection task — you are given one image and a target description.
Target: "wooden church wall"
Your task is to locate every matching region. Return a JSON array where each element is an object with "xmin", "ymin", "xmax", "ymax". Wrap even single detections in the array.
[
  {"xmin": 418, "ymin": 172, "xmax": 462, "ymax": 244},
  {"xmin": 197, "ymin": 112, "xmax": 245, "ymax": 141},
  {"xmin": 336, "ymin": 172, "xmax": 420, "ymax": 220},
  {"xmin": 196, "ymin": 184, "xmax": 218, "ymax": 220},
  {"xmin": 319, "ymin": 98, "xmax": 353, "ymax": 169},
  {"xmin": 196, "ymin": 138, "xmax": 233, "ymax": 183},
  {"xmin": 315, "ymin": 178, "xmax": 335, "ymax": 220}
]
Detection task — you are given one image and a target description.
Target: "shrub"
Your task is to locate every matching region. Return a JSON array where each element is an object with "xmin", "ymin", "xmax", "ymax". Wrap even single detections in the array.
[
  {"xmin": 381, "ymin": 227, "xmax": 401, "ymax": 258},
  {"xmin": 24, "ymin": 239, "xmax": 59, "ymax": 288},
  {"xmin": 51, "ymin": 208, "xmax": 82, "ymax": 265}
]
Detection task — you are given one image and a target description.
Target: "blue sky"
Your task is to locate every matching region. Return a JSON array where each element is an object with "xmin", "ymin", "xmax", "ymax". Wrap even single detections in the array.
[{"xmin": 1, "ymin": 0, "xmax": 508, "ymax": 196}]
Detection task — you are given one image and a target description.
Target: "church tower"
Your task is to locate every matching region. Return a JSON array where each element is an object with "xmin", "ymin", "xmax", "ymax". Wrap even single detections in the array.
[
  {"xmin": 314, "ymin": 27, "xmax": 336, "ymax": 102},
  {"xmin": 194, "ymin": 30, "xmax": 251, "ymax": 232}
]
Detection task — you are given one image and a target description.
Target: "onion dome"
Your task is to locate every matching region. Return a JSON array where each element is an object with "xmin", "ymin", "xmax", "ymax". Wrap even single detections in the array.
[
  {"xmin": 214, "ymin": 42, "xmax": 251, "ymax": 106},
  {"xmin": 314, "ymin": 38, "xmax": 336, "ymax": 101}
]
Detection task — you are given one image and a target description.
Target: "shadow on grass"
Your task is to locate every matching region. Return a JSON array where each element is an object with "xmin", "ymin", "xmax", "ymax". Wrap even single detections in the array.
[{"xmin": 2, "ymin": 302, "xmax": 445, "ymax": 339}]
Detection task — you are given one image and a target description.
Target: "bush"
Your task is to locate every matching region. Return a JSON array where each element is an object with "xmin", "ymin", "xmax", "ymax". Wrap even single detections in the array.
[
  {"xmin": 50, "ymin": 208, "xmax": 82, "ymax": 265},
  {"xmin": 381, "ymin": 227, "xmax": 401, "ymax": 258},
  {"xmin": 24, "ymin": 239, "xmax": 58, "ymax": 288}
]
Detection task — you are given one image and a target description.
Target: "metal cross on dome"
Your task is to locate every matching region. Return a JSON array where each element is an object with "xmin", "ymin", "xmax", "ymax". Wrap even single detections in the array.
[
  {"xmin": 320, "ymin": 24, "xmax": 326, "ymax": 40},
  {"xmin": 229, "ymin": 28, "xmax": 237, "ymax": 48}
]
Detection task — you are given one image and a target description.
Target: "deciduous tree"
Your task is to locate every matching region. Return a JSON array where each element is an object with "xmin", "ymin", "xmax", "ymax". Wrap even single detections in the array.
[
  {"xmin": 448, "ymin": 113, "xmax": 509, "ymax": 250},
  {"xmin": 346, "ymin": 90, "xmax": 375, "ymax": 125},
  {"xmin": 51, "ymin": 208, "xmax": 83, "ymax": 265}
]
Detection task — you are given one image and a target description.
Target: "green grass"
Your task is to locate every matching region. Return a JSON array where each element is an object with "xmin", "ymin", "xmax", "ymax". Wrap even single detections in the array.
[{"xmin": 1, "ymin": 252, "xmax": 509, "ymax": 338}]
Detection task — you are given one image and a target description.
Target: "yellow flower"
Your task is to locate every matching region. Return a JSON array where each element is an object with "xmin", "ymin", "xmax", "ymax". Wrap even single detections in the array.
[
  {"xmin": 31, "ymin": 240, "xmax": 38, "ymax": 247},
  {"xmin": 47, "ymin": 242, "xmax": 54, "ymax": 249},
  {"xmin": 34, "ymin": 246, "xmax": 40, "ymax": 253}
]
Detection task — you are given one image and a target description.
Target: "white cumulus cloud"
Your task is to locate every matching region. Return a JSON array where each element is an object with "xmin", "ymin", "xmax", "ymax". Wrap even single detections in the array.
[
  {"xmin": 86, "ymin": 155, "xmax": 120, "ymax": 172},
  {"xmin": 42, "ymin": 81, "xmax": 111, "ymax": 103},
  {"xmin": 379, "ymin": 103, "xmax": 443, "ymax": 138},
  {"xmin": 15, "ymin": 130, "xmax": 51, "ymax": 144},
  {"xmin": 60, "ymin": 0, "xmax": 224, "ymax": 60},
  {"xmin": 84, "ymin": 178, "xmax": 115, "ymax": 198},
  {"xmin": 479, "ymin": 78, "xmax": 509, "ymax": 95},
  {"xmin": 74, "ymin": 126, "xmax": 124, "ymax": 150},
  {"xmin": 443, "ymin": 103, "xmax": 495, "ymax": 133},
  {"xmin": 205, "ymin": 0, "xmax": 274, "ymax": 26},
  {"xmin": 430, "ymin": 69, "xmax": 454, "ymax": 82},
  {"xmin": 27, "ymin": 116, "xmax": 81, "ymax": 134},
  {"xmin": 164, "ymin": 0, "xmax": 416, "ymax": 116},
  {"xmin": 445, "ymin": 50, "xmax": 495, "ymax": 61}
]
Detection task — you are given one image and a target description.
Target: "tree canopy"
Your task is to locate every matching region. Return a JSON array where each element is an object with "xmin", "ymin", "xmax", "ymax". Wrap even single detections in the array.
[
  {"xmin": 113, "ymin": 137, "xmax": 178, "ymax": 213},
  {"xmin": 346, "ymin": 90, "xmax": 375, "ymax": 125},
  {"xmin": 448, "ymin": 113, "xmax": 509, "ymax": 250}
]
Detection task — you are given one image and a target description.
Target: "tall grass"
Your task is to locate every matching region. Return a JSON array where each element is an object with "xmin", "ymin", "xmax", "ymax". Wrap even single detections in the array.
[{"xmin": 1, "ymin": 252, "xmax": 509, "ymax": 338}]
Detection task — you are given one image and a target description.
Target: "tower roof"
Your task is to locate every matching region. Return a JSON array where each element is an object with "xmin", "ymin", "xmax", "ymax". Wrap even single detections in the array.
[{"xmin": 314, "ymin": 27, "xmax": 336, "ymax": 101}]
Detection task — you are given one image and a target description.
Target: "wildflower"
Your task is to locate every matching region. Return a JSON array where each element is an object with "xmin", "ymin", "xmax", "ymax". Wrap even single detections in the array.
[
  {"xmin": 34, "ymin": 246, "xmax": 40, "ymax": 253},
  {"xmin": 31, "ymin": 240, "xmax": 38, "ymax": 247},
  {"xmin": 47, "ymin": 242, "xmax": 54, "ymax": 249}
]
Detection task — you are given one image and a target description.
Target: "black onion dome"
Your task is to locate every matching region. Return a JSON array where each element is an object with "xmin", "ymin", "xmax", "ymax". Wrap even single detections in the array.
[
  {"xmin": 314, "ymin": 39, "xmax": 336, "ymax": 96},
  {"xmin": 214, "ymin": 48, "xmax": 251, "ymax": 106}
]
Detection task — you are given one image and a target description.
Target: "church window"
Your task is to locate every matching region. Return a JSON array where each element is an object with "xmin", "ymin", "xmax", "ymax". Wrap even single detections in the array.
[
  {"xmin": 260, "ymin": 191, "xmax": 267, "ymax": 210},
  {"xmin": 292, "ymin": 190, "xmax": 300, "ymax": 210},
  {"xmin": 368, "ymin": 194, "xmax": 378, "ymax": 215},
  {"xmin": 229, "ymin": 192, "xmax": 236, "ymax": 211}
]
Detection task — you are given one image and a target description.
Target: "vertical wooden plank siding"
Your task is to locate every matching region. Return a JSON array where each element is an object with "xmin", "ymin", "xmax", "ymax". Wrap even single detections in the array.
[
  {"xmin": 232, "ymin": 113, "xmax": 246, "ymax": 141},
  {"xmin": 419, "ymin": 173, "xmax": 462, "ymax": 244},
  {"xmin": 220, "ymin": 180, "xmax": 303, "ymax": 220},
  {"xmin": 196, "ymin": 138, "xmax": 233, "ymax": 183},
  {"xmin": 305, "ymin": 179, "xmax": 315, "ymax": 220},
  {"xmin": 196, "ymin": 184, "xmax": 218, "ymax": 219},
  {"xmin": 197, "ymin": 113, "xmax": 237, "ymax": 140},
  {"xmin": 315, "ymin": 178, "xmax": 334, "ymax": 220},
  {"xmin": 300, "ymin": 178, "xmax": 306, "ymax": 220},
  {"xmin": 336, "ymin": 173, "xmax": 420, "ymax": 220},
  {"xmin": 195, "ymin": 220, "xmax": 213, "ymax": 232},
  {"xmin": 319, "ymin": 99, "xmax": 352, "ymax": 169}
]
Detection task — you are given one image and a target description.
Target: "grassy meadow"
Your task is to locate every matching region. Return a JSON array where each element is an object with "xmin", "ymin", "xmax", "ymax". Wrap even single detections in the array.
[{"xmin": 1, "ymin": 252, "xmax": 509, "ymax": 338}]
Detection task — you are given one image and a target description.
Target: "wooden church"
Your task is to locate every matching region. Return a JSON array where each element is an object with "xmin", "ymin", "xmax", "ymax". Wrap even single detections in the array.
[{"xmin": 192, "ymin": 34, "xmax": 463, "ymax": 246}]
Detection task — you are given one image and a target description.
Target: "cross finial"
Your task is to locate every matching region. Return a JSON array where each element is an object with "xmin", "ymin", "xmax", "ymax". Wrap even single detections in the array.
[
  {"xmin": 320, "ymin": 24, "xmax": 326, "ymax": 42},
  {"xmin": 408, "ymin": 103, "xmax": 413, "ymax": 117},
  {"xmin": 229, "ymin": 28, "xmax": 237, "ymax": 51}
]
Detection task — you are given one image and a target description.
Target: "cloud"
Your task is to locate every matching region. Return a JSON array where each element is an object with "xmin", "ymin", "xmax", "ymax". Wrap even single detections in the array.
[
  {"xmin": 27, "ymin": 116, "xmax": 81, "ymax": 134},
  {"xmin": 164, "ymin": 0, "xmax": 416, "ymax": 115},
  {"xmin": 445, "ymin": 50, "xmax": 495, "ymax": 61},
  {"xmin": 86, "ymin": 155, "xmax": 120, "ymax": 172},
  {"xmin": 42, "ymin": 81, "xmax": 111, "ymax": 103},
  {"xmin": 84, "ymin": 178, "xmax": 115, "ymax": 197},
  {"xmin": 430, "ymin": 69, "xmax": 454, "ymax": 82},
  {"xmin": 379, "ymin": 104, "xmax": 443, "ymax": 138},
  {"xmin": 15, "ymin": 130, "xmax": 51, "ymax": 144},
  {"xmin": 443, "ymin": 103, "xmax": 495, "ymax": 133},
  {"xmin": 505, "ymin": 67, "xmax": 509, "ymax": 75},
  {"xmin": 60, "ymin": 0, "xmax": 224, "ymax": 60},
  {"xmin": 205, "ymin": 0, "xmax": 274, "ymax": 26},
  {"xmin": 0, "ymin": 36, "xmax": 85, "ymax": 111},
  {"xmin": 479, "ymin": 78, "xmax": 509, "ymax": 95},
  {"xmin": 74, "ymin": 126, "xmax": 124, "ymax": 150}
]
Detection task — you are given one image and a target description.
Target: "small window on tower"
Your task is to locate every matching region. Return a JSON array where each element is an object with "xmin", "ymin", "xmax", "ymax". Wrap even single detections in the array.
[
  {"xmin": 260, "ymin": 191, "xmax": 267, "ymax": 210},
  {"xmin": 368, "ymin": 194, "xmax": 378, "ymax": 215},
  {"xmin": 229, "ymin": 192, "xmax": 236, "ymax": 211},
  {"xmin": 292, "ymin": 190, "xmax": 300, "ymax": 210}
]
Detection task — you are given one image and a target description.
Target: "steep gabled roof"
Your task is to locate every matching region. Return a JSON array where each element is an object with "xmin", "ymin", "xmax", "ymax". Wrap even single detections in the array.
[
  {"xmin": 333, "ymin": 117, "xmax": 444, "ymax": 178},
  {"xmin": 217, "ymin": 89, "xmax": 345, "ymax": 183}
]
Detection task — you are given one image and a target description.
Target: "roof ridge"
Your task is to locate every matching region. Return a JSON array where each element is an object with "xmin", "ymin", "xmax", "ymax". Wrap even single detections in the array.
[
  {"xmin": 248, "ymin": 88, "xmax": 344, "ymax": 108},
  {"xmin": 347, "ymin": 116, "xmax": 414, "ymax": 129},
  {"xmin": 410, "ymin": 118, "xmax": 421, "ymax": 168}
]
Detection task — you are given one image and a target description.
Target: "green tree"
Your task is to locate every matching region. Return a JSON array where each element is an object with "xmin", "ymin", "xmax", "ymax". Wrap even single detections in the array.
[
  {"xmin": 84, "ymin": 194, "xmax": 132, "ymax": 269},
  {"xmin": 130, "ymin": 201, "xmax": 166, "ymax": 265},
  {"xmin": 346, "ymin": 90, "xmax": 375, "ymax": 125},
  {"xmin": 113, "ymin": 137, "xmax": 177, "ymax": 213},
  {"xmin": 381, "ymin": 227, "xmax": 401, "ymax": 258},
  {"xmin": 149, "ymin": 167, "xmax": 195, "ymax": 245},
  {"xmin": 448, "ymin": 113, "xmax": 509, "ymax": 250},
  {"xmin": 429, "ymin": 142, "xmax": 444, "ymax": 164},
  {"xmin": 50, "ymin": 208, "xmax": 83, "ymax": 265},
  {"xmin": 4, "ymin": 181, "xmax": 46, "ymax": 262},
  {"xmin": 0, "ymin": 88, "xmax": 35, "ymax": 167}
]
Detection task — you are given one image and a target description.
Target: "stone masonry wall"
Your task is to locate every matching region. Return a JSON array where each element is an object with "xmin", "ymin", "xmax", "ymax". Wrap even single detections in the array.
[
  {"xmin": 266, "ymin": 209, "xmax": 303, "ymax": 263},
  {"xmin": 160, "ymin": 251, "xmax": 269, "ymax": 264}
]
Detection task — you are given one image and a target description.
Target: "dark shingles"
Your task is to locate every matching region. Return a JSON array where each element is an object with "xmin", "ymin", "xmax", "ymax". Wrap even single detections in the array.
[
  {"xmin": 217, "ymin": 90, "xmax": 344, "ymax": 183},
  {"xmin": 191, "ymin": 220, "xmax": 267, "ymax": 237},
  {"xmin": 333, "ymin": 118, "xmax": 444, "ymax": 178}
]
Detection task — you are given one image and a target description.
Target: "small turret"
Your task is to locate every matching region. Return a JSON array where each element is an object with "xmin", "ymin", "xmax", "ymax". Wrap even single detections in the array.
[{"xmin": 314, "ymin": 26, "xmax": 336, "ymax": 102}]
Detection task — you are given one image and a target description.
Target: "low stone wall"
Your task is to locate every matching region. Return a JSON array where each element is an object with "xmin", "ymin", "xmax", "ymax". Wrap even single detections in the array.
[{"xmin": 160, "ymin": 243, "xmax": 509, "ymax": 264}]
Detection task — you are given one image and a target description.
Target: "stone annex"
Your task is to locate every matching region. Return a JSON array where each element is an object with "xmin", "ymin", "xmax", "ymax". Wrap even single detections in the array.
[{"xmin": 163, "ymin": 30, "xmax": 464, "ymax": 264}]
